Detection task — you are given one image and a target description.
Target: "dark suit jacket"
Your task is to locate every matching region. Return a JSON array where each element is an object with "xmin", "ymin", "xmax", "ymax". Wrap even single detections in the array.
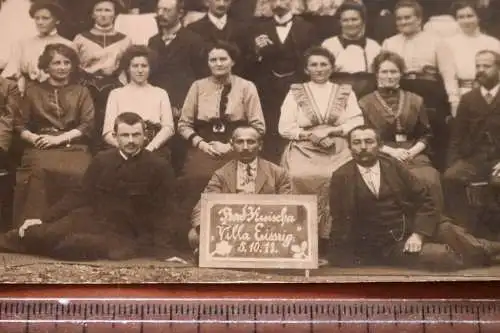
[
  {"xmin": 187, "ymin": 15, "xmax": 250, "ymax": 76},
  {"xmin": 191, "ymin": 158, "xmax": 292, "ymax": 227},
  {"xmin": 447, "ymin": 87, "xmax": 500, "ymax": 166},
  {"xmin": 148, "ymin": 28, "xmax": 208, "ymax": 109},
  {"xmin": 329, "ymin": 155, "xmax": 439, "ymax": 245},
  {"xmin": 187, "ymin": 15, "xmax": 247, "ymax": 46},
  {"xmin": 43, "ymin": 149, "xmax": 177, "ymax": 235},
  {"xmin": 250, "ymin": 16, "xmax": 318, "ymax": 79},
  {"xmin": 0, "ymin": 77, "xmax": 19, "ymax": 153}
]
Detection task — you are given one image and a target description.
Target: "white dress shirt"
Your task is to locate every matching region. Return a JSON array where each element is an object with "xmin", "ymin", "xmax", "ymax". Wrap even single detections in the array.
[
  {"xmin": 480, "ymin": 84, "xmax": 500, "ymax": 103},
  {"xmin": 356, "ymin": 161, "xmax": 381, "ymax": 197},
  {"xmin": 208, "ymin": 12, "xmax": 228, "ymax": 30},
  {"xmin": 382, "ymin": 30, "xmax": 459, "ymax": 105},
  {"xmin": 274, "ymin": 12, "xmax": 293, "ymax": 44},
  {"xmin": 236, "ymin": 159, "xmax": 258, "ymax": 194},
  {"xmin": 322, "ymin": 36, "xmax": 381, "ymax": 73}
]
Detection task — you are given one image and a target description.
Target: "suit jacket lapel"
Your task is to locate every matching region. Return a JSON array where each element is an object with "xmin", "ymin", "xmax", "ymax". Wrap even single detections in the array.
[
  {"xmin": 224, "ymin": 160, "xmax": 238, "ymax": 193},
  {"xmin": 489, "ymin": 88, "xmax": 500, "ymax": 111}
]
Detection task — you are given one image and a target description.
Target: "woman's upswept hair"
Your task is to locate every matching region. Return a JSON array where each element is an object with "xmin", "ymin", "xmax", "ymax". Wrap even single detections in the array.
[
  {"xmin": 371, "ymin": 51, "xmax": 407, "ymax": 74},
  {"xmin": 119, "ymin": 45, "xmax": 158, "ymax": 81},
  {"xmin": 38, "ymin": 43, "xmax": 80, "ymax": 80}
]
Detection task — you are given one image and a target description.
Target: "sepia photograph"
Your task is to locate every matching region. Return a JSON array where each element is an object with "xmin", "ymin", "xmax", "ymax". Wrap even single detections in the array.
[{"xmin": 0, "ymin": 0, "xmax": 499, "ymax": 283}]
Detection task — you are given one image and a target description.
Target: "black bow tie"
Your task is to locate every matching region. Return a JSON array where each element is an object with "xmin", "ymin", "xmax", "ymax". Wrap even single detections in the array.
[
  {"xmin": 275, "ymin": 19, "xmax": 292, "ymax": 27},
  {"xmin": 339, "ymin": 36, "xmax": 367, "ymax": 49}
]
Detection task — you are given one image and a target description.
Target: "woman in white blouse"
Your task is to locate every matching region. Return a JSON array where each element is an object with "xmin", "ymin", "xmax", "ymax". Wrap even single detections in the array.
[
  {"xmin": 322, "ymin": 1, "xmax": 381, "ymax": 98},
  {"xmin": 279, "ymin": 46, "xmax": 363, "ymax": 195},
  {"xmin": 1, "ymin": 0, "xmax": 73, "ymax": 94},
  {"xmin": 103, "ymin": 45, "xmax": 174, "ymax": 159},
  {"xmin": 279, "ymin": 46, "xmax": 363, "ymax": 250},
  {"xmin": 446, "ymin": 0, "xmax": 500, "ymax": 101}
]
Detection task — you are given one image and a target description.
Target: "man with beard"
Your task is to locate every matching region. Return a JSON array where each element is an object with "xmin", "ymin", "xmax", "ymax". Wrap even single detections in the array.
[
  {"xmin": 250, "ymin": 0, "xmax": 318, "ymax": 164},
  {"xmin": 327, "ymin": 125, "xmax": 500, "ymax": 270},
  {"xmin": 188, "ymin": 125, "xmax": 292, "ymax": 257},
  {"xmin": 148, "ymin": 0, "xmax": 207, "ymax": 175},
  {"xmin": 0, "ymin": 112, "xmax": 179, "ymax": 261},
  {"xmin": 444, "ymin": 50, "xmax": 500, "ymax": 229}
]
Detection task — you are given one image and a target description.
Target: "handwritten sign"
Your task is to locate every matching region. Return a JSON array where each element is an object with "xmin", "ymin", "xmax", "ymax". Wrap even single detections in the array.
[{"xmin": 199, "ymin": 194, "xmax": 318, "ymax": 269}]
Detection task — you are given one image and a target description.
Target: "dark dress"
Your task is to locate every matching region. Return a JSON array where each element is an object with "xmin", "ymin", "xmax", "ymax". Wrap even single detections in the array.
[
  {"xmin": 359, "ymin": 88, "xmax": 444, "ymax": 211},
  {"xmin": 13, "ymin": 81, "xmax": 95, "ymax": 227}
]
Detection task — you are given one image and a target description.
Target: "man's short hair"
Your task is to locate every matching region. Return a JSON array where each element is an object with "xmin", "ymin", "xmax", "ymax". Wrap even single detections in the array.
[
  {"xmin": 346, "ymin": 125, "xmax": 381, "ymax": 147},
  {"xmin": 231, "ymin": 125, "xmax": 263, "ymax": 142},
  {"xmin": 477, "ymin": 49, "xmax": 500, "ymax": 68},
  {"xmin": 113, "ymin": 112, "xmax": 146, "ymax": 132}
]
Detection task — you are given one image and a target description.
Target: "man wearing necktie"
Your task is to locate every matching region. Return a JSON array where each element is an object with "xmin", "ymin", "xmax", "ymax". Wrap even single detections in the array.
[
  {"xmin": 0, "ymin": 113, "xmax": 180, "ymax": 261},
  {"xmin": 250, "ymin": 0, "xmax": 318, "ymax": 164},
  {"xmin": 188, "ymin": 125, "xmax": 292, "ymax": 257},
  {"xmin": 444, "ymin": 50, "xmax": 500, "ymax": 229},
  {"xmin": 328, "ymin": 125, "xmax": 500, "ymax": 270}
]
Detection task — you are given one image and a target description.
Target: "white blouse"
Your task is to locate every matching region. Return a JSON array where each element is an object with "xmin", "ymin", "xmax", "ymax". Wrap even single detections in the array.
[
  {"xmin": 446, "ymin": 31, "xmax": 500, "ymax": 95},
  {"xmin": 103, "ymin": 84, "xmax": 174, "ymax": 139},
  {"xmin": 322, "ymin": 36, "xmax": 381, "ymax": 73},
  {"xmin": 279, "ymin": 81, "xmax": 363, "ymax": 140},
  {"xmin": 382, "ymin": 31, "xmax": 459, "ymax": 105},
  {"xmin": 0, "ymin": 0, "xmax": 36, "ymax": 70}
]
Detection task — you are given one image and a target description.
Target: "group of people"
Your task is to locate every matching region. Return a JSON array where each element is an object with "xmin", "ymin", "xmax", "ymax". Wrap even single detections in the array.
[{"xmin": 0, "ymin": 0, "xmax": 497, "ymax": 271}]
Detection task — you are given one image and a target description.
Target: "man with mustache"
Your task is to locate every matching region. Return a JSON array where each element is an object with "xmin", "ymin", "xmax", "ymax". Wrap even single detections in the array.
[
  {"xmin": 188, "ymin": 125, "xmax": 292, "ymax": 258},
  {"xmin": 327, "ymin": 125, "xmax": 500, "ymax": 269},
  {"xmin": 444, "ymin": 50, "xmax": 500, "ymax": 230},
  {"xmin": 250, "ymin": 0, "xmax": 318, "ymax": 164},
  {"xmin": 0, "ymin": 112, "xmax": 180, "ymax": 261}
]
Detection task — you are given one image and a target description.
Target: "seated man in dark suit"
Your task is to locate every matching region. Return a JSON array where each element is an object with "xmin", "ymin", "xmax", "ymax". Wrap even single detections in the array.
[
  {"xmin": 0, "ymin": 112, "xmax": 179, "ymax": 261},
  {"xmin": 188, "ymin": 125, "xmax": 292, "ymax": 252},
  {"xmin": 328, "ymin": 125, "xmax": 500, "ymax": 270},
  {"xmin": 444, "ymin": 50, "xmax": 500, "ymax": 228}
]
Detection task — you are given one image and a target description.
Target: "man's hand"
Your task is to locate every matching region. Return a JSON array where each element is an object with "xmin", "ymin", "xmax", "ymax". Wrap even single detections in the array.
[
  {"xmin": 254, "ymin": 34, "xmax": 273, "ymax": 51},
  {"xmin": 403, "ymin": 233, "xmax": 423, "ymax": 253},
  {"xmin": 19, "ymin": 219, "xmax": 42, "ymax": 238}
]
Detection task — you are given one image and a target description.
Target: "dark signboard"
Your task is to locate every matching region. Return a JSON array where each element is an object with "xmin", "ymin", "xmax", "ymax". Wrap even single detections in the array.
[{"xmin": 199, "ymin": 194, "xmax": 318, "ymax": 269}]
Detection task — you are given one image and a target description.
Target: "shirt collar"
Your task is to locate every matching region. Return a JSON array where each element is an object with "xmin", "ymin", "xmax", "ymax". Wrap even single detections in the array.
[
  {"xmin": 274, "ymin": 12, "xmax": 293, "ymax": 25},
  {"xmin": 356, "ymin": 160, "xmax": 381, "ymax": 175},
  {"xmin": 238, "ymin": 158, "xmax": 258, "ymax": 170},
  {"xmin": 208, "ymin": 12, "xmax": 227, "ymax": 28},
  {"xmin": 38, "ymin": 28, "xmax": 58, "ymax": 38},
  {"xmin": 481, "ymin": 84, "xmax": 500, "ymax": 97},
  {"xmin": 119, "ymin": 149, "xmax": 141, "ymax": 161}
]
